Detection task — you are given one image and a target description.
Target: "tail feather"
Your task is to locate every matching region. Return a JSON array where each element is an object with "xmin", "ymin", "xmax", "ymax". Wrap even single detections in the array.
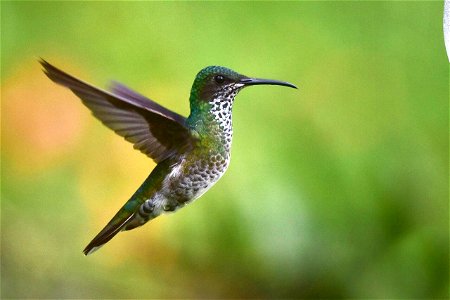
[{"xmin": 83, "ymin": 211, "xmax": 135, "ymax": 255}]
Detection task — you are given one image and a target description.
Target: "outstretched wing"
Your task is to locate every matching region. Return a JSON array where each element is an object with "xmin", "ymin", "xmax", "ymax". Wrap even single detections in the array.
[{"xmin": 41, "ymin": 60, "xmax": 194, "ymax": 162}]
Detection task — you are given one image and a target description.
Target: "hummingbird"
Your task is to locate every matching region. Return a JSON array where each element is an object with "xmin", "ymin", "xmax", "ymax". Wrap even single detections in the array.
[{"xmin": 40, "ymin": 60, "xmax": 297, "ymax": 255}]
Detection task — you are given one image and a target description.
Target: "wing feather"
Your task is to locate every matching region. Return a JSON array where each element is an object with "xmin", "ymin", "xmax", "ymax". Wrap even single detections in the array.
[
  {"xmin": 40, "ymin": 60, "xmax": 194, "ymax": 162},
  {"xmin": 110, "ymin": 81, "xmax": 187, "ymax": 125}
]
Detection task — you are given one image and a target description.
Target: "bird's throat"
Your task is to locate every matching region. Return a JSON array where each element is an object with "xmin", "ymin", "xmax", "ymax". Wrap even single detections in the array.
[{"xmin": 187, "ymin": 96, "xmax": 234, "ymax": 154}]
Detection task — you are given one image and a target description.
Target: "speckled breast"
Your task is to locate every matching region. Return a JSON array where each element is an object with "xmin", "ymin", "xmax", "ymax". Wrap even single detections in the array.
[{"xmin": 167, "ymin": 151, "xmax": 230, "ymax": 207}]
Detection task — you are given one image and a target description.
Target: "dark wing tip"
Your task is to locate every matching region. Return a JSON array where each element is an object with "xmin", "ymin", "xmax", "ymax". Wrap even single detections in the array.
[
  {"xmin": 38, "ymin": 57, "xmax": 47, "ymax": 66},
  {"xmin": 39, "ymin": 58, "xmax": 53, "ymax": 73},
  {"xmin": 39, "ymin": 58, "xmax": 51, "ymax": 76},
  {"xmin": 39, "ymin": 58, "xmax": 64, "ymax": 83},
  {"xmin": 39, "ymin": 57, "xmax": 48, "ymax": 65}
]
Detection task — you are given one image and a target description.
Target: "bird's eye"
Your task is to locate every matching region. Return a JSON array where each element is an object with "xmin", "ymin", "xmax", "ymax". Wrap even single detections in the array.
[{"xmin": 214, "ymin": 75, "xmax": 225, "ymax": 84}]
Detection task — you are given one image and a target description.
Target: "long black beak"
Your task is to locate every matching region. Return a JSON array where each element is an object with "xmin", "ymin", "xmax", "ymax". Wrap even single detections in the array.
[{"xmin": 240, "ymin": 77, "xmax": 297, "ymax": 89}]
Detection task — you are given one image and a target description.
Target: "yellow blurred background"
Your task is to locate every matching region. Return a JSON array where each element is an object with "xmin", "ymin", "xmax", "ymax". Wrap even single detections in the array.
[{"xmin": 2, "ymin": 2, "xmax": 448, "ymax": 298}]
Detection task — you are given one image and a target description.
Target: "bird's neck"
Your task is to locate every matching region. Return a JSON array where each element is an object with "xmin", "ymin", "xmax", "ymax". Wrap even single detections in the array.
[{"xmin": 187, "ymin": 95, "xmax": 234, "ymax": 153}]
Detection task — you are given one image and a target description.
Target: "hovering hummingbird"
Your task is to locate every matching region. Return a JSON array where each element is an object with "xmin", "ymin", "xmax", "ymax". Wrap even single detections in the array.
[{"xmin": 40, "ymin": 60, "xmax": 297, "ymax": 255}]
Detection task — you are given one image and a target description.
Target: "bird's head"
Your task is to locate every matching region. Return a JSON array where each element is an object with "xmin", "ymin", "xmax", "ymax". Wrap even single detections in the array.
[{"xmin": 189, "ymin": 66, "xmax": 297, "ymax": 109}]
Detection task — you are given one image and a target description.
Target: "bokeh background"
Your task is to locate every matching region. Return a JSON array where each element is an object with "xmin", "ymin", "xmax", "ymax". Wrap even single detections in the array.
[{"xmin": 2, "ymin": 1, "xmax": 448, "ymax": 298}]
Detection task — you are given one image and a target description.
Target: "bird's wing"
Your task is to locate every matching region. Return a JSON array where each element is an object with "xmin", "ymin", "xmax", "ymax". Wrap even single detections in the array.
[
  {"xmin": 41, "ymin": 60, "xmax": 195, "ymax": 163},
  {"xmin": 109, "ymin": 81, "xmax": 187, "ymax": 125}
]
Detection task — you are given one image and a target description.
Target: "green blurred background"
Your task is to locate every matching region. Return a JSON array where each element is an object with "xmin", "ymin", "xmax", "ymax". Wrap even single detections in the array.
[{"xmin": 2, "ymin": 1, "xmax": 448, "ymax": 298}]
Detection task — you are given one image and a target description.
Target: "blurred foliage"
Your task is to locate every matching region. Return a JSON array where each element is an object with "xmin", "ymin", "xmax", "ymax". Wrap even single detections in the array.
[{"xmin": 1, "ymin": 1, "xmax": 448, "ymax": 298}]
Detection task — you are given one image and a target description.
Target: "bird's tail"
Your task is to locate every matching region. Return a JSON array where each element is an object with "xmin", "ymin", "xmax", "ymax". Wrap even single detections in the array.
[{"xmin": 83, "ymin": 200, "xmax": 140, "ymax": 255}]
